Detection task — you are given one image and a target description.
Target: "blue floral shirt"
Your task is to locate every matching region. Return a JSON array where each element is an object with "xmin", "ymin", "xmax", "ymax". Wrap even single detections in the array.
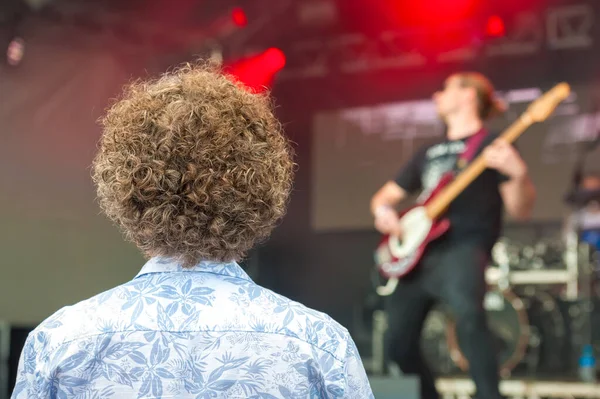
[{"xmin": 12, "ymin": 257, "xmax": 374, "ymax": 398}]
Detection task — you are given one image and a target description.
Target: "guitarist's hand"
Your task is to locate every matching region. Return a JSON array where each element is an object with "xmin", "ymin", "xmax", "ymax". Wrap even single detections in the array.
[
  {"xmin": 374, "ymin": 206, "xmax": 403, "ymax": 237},
  {"xmin": 483, "ymin": 139, "xmax": 527, "ymax": 179}
]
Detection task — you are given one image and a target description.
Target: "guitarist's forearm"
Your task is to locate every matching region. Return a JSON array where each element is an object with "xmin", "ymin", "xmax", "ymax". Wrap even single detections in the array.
[{"xmin": 501, "ymin": 174, "xmax": 536, "ymax": 220}]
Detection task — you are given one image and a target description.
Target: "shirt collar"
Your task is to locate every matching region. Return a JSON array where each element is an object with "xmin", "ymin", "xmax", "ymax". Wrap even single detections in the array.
[{"xmin": 135, "ymin": 256, "xmax": 252, "ymax": 281}]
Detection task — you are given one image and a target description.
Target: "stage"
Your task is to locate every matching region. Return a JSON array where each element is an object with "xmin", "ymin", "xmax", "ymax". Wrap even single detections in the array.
[
  {"xmin": 437, "ymin": 377, "xmax": 600, "ymax": 398},
  {"xmin": 368, "ymin": 376, "xmax": 600, "ymax": 399}
]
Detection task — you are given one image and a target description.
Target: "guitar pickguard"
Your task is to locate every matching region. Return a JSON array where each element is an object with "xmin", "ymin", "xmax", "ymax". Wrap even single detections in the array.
[{"xmin": 380, "ymin": 250, "xmax": 420, "ymax": 275}]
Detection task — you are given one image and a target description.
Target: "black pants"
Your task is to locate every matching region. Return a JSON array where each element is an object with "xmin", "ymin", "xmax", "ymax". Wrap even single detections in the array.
[{"xmin": 384, "ymin": 240, "xmax": 502, "ymax": 399}]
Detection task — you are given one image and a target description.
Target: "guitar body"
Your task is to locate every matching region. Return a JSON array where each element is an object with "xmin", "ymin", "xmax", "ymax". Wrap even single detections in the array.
[{"xmin": 374, "ymin": 174, "xmax": 452, "ymax": 295}]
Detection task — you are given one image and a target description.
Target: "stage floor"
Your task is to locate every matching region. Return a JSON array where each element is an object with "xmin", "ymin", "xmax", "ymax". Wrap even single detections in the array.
[{"xmin": 437, "ymin": 377, "xmax": 600, "ymax": 398}]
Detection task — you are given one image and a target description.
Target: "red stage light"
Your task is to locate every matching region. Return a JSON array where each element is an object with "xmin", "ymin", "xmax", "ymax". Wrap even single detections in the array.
[
  {"xmin": 231, "ymin": 7, "xmax": 248, "ymax": 27},
  {"xmin": 225, "ymin": 47, "xmax": 286, "ymax": 93},
  {"xmin": 263, "ymin": 48, "xmax": 286, "ymax": 71},
  {"xmin": 486, "ymin": 15, "xmax": 506, "ymax": 37},
  {"xmin": 401, "ymin": 0, "xmax": 477, "ymax": 25}
]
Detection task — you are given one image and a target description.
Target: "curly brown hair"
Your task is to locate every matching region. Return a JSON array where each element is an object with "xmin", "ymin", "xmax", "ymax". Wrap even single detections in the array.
[{"xmin": 92, "ymin": 62, "xmax": 294, "ymax": 267}]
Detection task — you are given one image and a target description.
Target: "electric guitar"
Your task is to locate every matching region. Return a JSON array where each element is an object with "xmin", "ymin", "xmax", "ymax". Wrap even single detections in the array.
[{"xmin": 374, "ymin": 82, "xmax": 571, "ymax": 296}]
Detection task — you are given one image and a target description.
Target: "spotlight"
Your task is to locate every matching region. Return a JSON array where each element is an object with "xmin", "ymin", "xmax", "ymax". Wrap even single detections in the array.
[
  {"xmin": 6, "ymin": 37, "xmax": 25, "ymax": 66},
  {"xmin": 231, "ymin": 7, "xmax": 248, "ymax": 27},
  {"xmin": 486, "ymin": 15, "xmax": 506, "ymax": 38}
]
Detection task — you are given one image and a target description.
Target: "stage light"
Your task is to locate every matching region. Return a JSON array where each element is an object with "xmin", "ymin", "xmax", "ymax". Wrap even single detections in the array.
[
  {"xmin": 486, "ymin": 15, "xmax": 506, "ymax": 37},
  {"xmin": 231, "ymin": 7, "xmax": 248, "ymax": 27},
  {"xmin": 6, "ymin": 37, "xmax": 25, "ymax": 66},
  {"xmin": 262, "ymin": 48, "xmax": 286, "ymax": 71},
  {"xmin": 225, "ymin": 47, "xmax": 286, "ymax": 93}
]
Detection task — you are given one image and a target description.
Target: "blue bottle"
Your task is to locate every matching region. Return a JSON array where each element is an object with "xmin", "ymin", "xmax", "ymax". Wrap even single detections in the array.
[{"xmin": 579, "ymin": 344, "xmax": 597, "ymax": 383}]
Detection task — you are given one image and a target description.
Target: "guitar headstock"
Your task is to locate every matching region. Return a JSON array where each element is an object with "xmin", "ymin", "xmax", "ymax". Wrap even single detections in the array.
[{"xmin": 525, "ymin": 82, "xmax": 571, "ymax": 123}]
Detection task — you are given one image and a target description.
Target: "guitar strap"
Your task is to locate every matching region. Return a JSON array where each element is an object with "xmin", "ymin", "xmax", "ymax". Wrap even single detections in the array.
[{"xmin": 455, "ymin": 128, "xmax": 488, "ymax": 170}]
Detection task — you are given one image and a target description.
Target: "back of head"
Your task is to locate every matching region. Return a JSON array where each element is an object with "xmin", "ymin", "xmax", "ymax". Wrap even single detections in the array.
[
  {"xmin": 92, "ymin": 62, "xmax": 294, "ymax": 267},
  {"xmin": 456, "ymin": 72, "xmax": 506, "ymax": 120}
]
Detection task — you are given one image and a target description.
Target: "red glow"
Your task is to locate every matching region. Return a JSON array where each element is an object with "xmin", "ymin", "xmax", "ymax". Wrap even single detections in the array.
[
  {"xmin": 231, "ymin": 7, "xmax": 248, "ymax": 27},
  {"xmin": 398, "ymin": 0, "xmax": 478, "ymax": 25},
  {"xmin": 262, "ymin": 48, "xmax": 286, "ymax": 71},
  {"xmin": 226, "ymin": 48, "xmax": 286, "ymax": 92},
  {"xmin": 486, "ymin": 15, "xmax": 506, "ymax": 37}
]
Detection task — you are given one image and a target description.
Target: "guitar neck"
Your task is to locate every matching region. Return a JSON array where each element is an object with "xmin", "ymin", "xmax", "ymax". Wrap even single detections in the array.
[{"xmin": 425, "ymin": 114, "xmax": 534, "ymax": 220}]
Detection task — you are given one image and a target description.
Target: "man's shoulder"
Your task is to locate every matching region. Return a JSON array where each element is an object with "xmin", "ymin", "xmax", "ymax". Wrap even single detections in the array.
[
  {"xmin": 31, "ymin": 286, "xmax": 122, "ymax": 349},
  {"xmin": 267, "ymin": 288, "xmax": 346, "ymax": 328},
  {"xmin": 29, "ymin": 276, "xmax": 353, "ymax": 363},
  {"xmin": 258, "ymin": 288, "xmax": 352, "ymax": 359}
]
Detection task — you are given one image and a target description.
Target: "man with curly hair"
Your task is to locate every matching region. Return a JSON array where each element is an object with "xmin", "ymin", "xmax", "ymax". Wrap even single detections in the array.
[{"xmin": 12, "ymin": 64, "xmax": 374, "ymax": 399}]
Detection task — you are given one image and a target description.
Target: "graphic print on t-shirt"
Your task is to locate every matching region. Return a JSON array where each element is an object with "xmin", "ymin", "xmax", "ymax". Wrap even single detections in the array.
[
  {"xmin": 396, "ymin": 131, "xmax": 506, "ymax": 251},
  {"xmin": 419, "ymin": 140, "xmax": 465, "ymax": 200}
]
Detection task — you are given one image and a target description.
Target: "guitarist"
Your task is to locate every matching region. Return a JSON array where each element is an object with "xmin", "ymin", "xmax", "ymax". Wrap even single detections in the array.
[{"xmin": 370, "ymin": 72, "xmax": 536, "ymax": 399}]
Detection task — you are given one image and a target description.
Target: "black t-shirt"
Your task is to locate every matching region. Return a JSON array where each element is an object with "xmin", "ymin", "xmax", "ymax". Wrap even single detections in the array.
[{"xmin": 395, "ymin": 131, "xmax": 510, "ymax": 252}]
